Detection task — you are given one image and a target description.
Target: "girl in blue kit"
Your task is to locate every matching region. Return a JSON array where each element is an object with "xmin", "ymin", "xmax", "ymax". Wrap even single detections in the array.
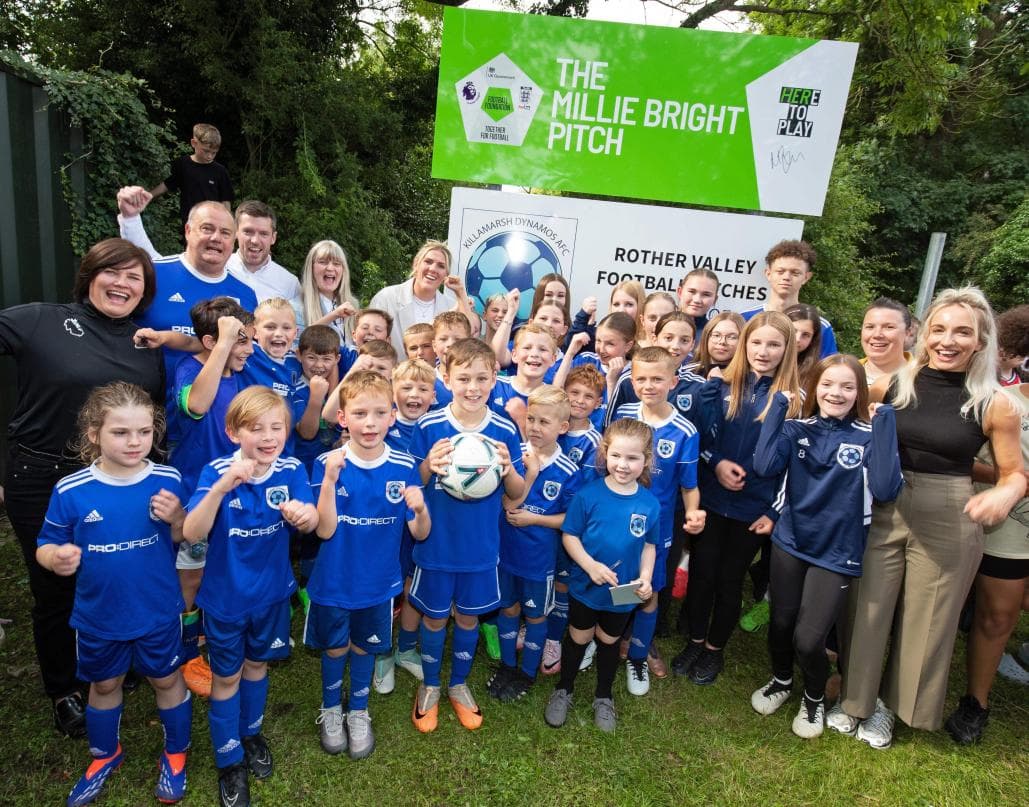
[
  {"xmin": 37, "ymin": 382, "xmax": 192, "ymax": 806},
  {"xmin": 673, "ymin": 311, "xmax": 802, "ymax": 686},
  {"xmin": 544, "ymin": 418, "xmax": 661, "ymax": 733},
  {"xmin": 749, "ymin": 355, "xmax": 903, "ymax": 738}
]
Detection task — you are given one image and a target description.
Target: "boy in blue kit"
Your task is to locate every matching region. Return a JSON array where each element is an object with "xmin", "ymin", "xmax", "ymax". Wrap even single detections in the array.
[
  {"xmin": 38, "ymin": 383, "xmax": 192, "ymax": 806},
  {"xmin": 408, "ymin": 338, "xmax": 526, "ymax": 732},
  {"xmin": 306, "ymin": 372, "xmax": 431, "ymax": 758},
  {"xmin": 488, "ymin": 387, "xmax": 582, "ymax": 702},
  {"xmin": 240, "ymin": 297, "xmax": 304, "ymax": 457},
  {"xmin": 338, "ymin": 308, "xmax": 393, "ymax": 377},
  {"xmin": 543, "ymin": 365, "xmax": 605, "ymax": 674},
  {"xmin": 490, "ymin": 323, "xmax": 558, "ymax": 434},
  {"xmin": 292, "ymin": 325, "xmax": 340, "ymax": 473},
  {"xmin": 374, "ymin": 358, "xmax": 437, "ymax": 694},
  {"xmin": 612, "ymin": 346, "xmax": 706, "ymax": 697},
  {"xmin": 169, "ymin": 298, "xmax": 254, "ymax": 694},
  {"xmin": 428, "ymin": 310, "xmax": 473, "ymax": 411},
  {"xmin": 182, "ymin": 387, "xmax": 319, "ymax": 807}
]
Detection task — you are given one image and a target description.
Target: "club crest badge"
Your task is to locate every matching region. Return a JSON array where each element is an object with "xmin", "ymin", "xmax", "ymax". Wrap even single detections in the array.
[
  {"xmin": 385, "ymin": 481, "xmax": 406, "ymax": 503},
  {"xmin": 836, "ymin": 443, "xmax": 864, "ymax": 469},
  {"xmin": 542, "ymin": 480, "xmax": 561, "ymax": 501},
  {"xmin": 265, "ymin": 485, "xmax": 289, "ymax": 509},
  {"xmin": 629, "ymin": 513, "xmax": 647, "ymax": 538}
]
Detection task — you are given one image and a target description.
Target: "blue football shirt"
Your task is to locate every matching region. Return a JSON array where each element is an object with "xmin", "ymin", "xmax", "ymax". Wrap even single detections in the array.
[
  {"xmin": 612, "ymin": 403, "xmax": 699, "ymax": 547},
  {"xmin": 189, "ymin": 453, "xmax": 314, "ymax": 620},
  {"xmin": 499, "ymin": 446, "xmax": 582, "ymax": 581},
  {"xmin": 561, "ymin": 477, "xmax": 661, "ymax": 612},
  {"xmin": 38, "ymin": 461, "xmax": 185, "ymax": 639},
  {"xmin": 409, "ymin": 405, "xmax": 523, "ymax": 572},
  {"xmin": 307, "ymin": 445, "xmax": 421, "ymax": 609}
]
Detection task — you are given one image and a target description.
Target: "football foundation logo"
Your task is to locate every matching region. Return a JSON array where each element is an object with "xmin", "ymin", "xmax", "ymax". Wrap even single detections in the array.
[{"xmin": 456, "ymin": 53, "xmax": 541, "ymax": 147}]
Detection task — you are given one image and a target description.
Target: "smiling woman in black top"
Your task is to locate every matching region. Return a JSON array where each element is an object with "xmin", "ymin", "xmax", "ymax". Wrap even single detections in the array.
[
  {"xmin": 0, "ymin": 238, "xmax": 164, "ymax": 737},
  {"xmin": 833, "ymin": 287, "xmax": 1025, "ymax": 749}
]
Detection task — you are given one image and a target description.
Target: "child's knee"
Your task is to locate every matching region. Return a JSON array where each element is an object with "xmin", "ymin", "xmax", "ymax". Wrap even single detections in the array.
[
  {"xmin": 91, "ymin": 676, "xmax": 124, "ymax": 697},
  {"xmin": 453, "ymin": 612, "xmax": 478, "ymax": 630},
  {"xmin": 501, "ymin": 604, "xmax": 521, "ymax": 618},
  {"xmin": 242, "ymin": 659, "xmax": 268, "ymax": 679},
  {"xmin": 148, "ymin": 671, "xmax": 181, "ymax": 693},
  {"xmin": 423, "ymin": 615, "xmax": 448, "ymax": 631}
]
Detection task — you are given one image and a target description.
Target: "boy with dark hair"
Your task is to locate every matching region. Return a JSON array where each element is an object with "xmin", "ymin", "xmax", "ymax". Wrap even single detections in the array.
[
  {"xmin": 741, "ymin": 239, "xmax": 838, "ymax": 357},
  {"xmin": 408, "ymin": 337, "xmax": 525, "ymax": 732},
  {"xmin": 150, "ymin": 123, "xmax": 233, "ymax": 229},
  {"xmin": 226, "ymin": 201, "xmax": 301, "ymax": 306},
  {"xmin": 293, "ymin": 325, "xmax": 341, "ymax": 473}
]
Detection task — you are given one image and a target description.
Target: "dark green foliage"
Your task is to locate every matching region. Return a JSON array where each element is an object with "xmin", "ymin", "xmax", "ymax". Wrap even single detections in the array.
[{"xmin": 0, "ymin": 48, "xmax": 181, "ymax": 256}]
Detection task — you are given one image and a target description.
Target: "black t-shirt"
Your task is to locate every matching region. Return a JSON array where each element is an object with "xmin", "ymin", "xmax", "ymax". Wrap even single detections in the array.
[
  {"xmin": 0, "ymin": 301, "xmax": 165, "ymax": 457},
  {"xmin": 164, "ymin": 155, "xmax": 234, "ymax": 226},
  {"xmin": 888, "ymin": 367, "xmax": 987, "ymax": 476}
]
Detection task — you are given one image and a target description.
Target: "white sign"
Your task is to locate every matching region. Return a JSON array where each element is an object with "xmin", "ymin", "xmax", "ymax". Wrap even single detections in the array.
[{"xmin": 448, "ymin": 188, "xmax": 804, "ymax": 321}]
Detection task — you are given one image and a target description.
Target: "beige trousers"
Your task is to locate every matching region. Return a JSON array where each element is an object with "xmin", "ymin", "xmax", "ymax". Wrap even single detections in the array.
[{"xmin": 840, "ymin": 471, "xmax": 983, "ymax": 730}]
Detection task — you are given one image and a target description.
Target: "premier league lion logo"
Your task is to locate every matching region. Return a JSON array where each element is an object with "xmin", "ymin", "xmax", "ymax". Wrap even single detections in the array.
[{"xmin": 836, "ymin": 443, "xmax": 864, "ymax": 470}]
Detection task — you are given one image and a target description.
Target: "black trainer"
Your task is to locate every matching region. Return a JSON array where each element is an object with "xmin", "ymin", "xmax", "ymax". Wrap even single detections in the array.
[
  {"xmin": 53, "ymin": 691, "xmax": 87, "ymax": 738},
  {"xmin": 945, "ymin": 694, "xmax": 989, "ymax": 745},
  {"xmin": 486, "ymin": 664, "xmax": 518, "ymax": 700},
  {"xmin": 218, "ymin": 761, "xmax": 250, "ymax": 807},
  {"xmin": 498, "ymin": 669, "xmax": 535, "ymax": 703},
  {"xmin": 688, "ymin": 648, "xmax": 724, "ymax": 686},
  {"xmin": 671, "ymin": 641, "xmax": 706, "ymax": 677},
  {"xmin": 242, "ymin": 734, "xmax": 273, "ymax": 779}
]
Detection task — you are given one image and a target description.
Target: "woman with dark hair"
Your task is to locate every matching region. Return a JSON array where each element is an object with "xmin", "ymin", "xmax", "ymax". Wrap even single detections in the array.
[
  {"xmin": 0, "ymin": 238, "xmax": 165, "ymax": 737},
  {"xmin": 859, "ymin": 297, "xmax": 912, "ymax": 386}
]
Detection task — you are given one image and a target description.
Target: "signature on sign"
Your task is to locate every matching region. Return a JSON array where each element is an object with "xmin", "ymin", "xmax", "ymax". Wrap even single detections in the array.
[{"xmin": 770, "ymin": 145, "xmax": 805, "ymax": 175}]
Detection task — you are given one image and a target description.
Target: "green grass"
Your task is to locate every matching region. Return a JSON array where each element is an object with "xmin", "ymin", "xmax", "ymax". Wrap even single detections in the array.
[{"xmin": 0, "ymin": 523, "xmax": 1026, "ymax": 807}]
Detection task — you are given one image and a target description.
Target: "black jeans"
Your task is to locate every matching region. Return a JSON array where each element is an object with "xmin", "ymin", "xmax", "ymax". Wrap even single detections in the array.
[
  {"xmin": 685, "ymin": 510, "xmax": 765, "ymax": 649},
  {"xmin": 5, "ymin": 446, "xmax": 84, "ymax": 699},
  {"xmin": 767, "ymin": 544, "xmax": 850, "ymax": 699}
]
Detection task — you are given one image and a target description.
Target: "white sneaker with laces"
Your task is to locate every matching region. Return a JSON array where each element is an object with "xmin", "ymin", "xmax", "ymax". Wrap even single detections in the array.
[
  {"xmin": 856, "ymin": 698, "xmax": 894, "ymax": 749},
  {"xmin": 751, "ymin": 677, "xmax": 793, "ymax": 715},
  {"xmin": 316, "ymin": 704, "xmax": 346, "ymax": 754},
  {"xmin": 826, "ymin": 700, "xmax": 860, "ymax": 735},
  {"xmin": 626, "ymin": 658, "xmax": 650, "ymax": 696},
  {"xmin": 792, "ymin": 695, "xmax": 824, "ymax": 739}
]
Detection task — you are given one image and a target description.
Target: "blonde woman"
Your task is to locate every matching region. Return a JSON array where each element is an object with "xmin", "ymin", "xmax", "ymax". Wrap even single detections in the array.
[
  {"xmin": 832, "ymin": 287, "xmax": 1026, "ymax": 748},
  {"xmin": 369, "ymin": 240, "xmax": 458, "ymax": 356},
  {"xmin": 295, "ymin": 240, "xmax": 359, "ymax": 343}
]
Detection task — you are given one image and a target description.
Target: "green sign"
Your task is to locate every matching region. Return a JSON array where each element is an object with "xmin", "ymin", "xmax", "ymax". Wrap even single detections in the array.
[{"xmin": 432, "ymin": 9, "xmax": 858, "ymax": 216}]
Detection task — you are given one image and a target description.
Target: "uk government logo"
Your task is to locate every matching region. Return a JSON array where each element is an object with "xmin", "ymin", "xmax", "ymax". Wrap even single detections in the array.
[{"xmin": 456, "ymin": 53, "xmax": 541, "ymax": 147}]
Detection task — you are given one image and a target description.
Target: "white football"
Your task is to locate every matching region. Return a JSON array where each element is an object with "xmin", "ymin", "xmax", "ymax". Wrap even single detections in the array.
[{"xmin": 438, "ymin": 433, "xmax": 503, "ymax": 501}]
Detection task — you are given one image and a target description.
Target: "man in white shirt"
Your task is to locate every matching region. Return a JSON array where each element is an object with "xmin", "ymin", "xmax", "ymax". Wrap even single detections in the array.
[{"xmin": 224, "ymin": 199, "xmax": 302, "ymax": 306}]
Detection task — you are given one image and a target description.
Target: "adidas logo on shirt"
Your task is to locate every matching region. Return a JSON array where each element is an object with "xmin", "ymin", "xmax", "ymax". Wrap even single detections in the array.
[
  {"xmin": 168, "ymin": 292, "xmax": 186, "ymax": 303},
  {"xmin": 366, "ymin": 634, "xmax": 381, "ymax": 644},
  {"xmin": 525, "ymin": 599, "xmax": 537, "ymax": 608},
  {"xmin": 798, "ymin": 437, "xmax": 811, "ymax": 446},
  {"xmin": 84, "ymin": 510, "xmax": 103, "ymax": 523},
  {"xmin": 270, "ymin": 637, "xmax": 286, "ymax": 649},
  {"xmin": 229, "ymin": 498, "xmax": 243, "ymax": 510}
]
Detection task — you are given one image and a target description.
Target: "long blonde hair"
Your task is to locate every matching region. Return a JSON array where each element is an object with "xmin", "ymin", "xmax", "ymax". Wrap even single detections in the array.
[
  {"xmin": 300, "ymin": 240, "xmax": 359, "ymax": 342},
  {"xmin": 724, "ymin": 311, "xmax": 802, "ymax": 421},
  {"xmin": 891, "ymin": 287, "xmax": 1001, "ymax": 423},
  {"xmin": 77, "ymin": 382, "xmax": 164, "ymax": 465}
]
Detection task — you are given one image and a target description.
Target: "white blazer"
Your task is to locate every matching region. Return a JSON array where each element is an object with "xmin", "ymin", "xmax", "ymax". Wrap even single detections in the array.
[{"xmin": 368, "ymin": 278, "xmax": 456, "ymax": 355}]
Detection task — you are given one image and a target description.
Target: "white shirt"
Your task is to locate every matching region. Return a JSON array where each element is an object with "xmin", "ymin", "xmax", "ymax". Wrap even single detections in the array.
[{"xmin": 225, "ymin": 252, "xmax": 302, "ymax": 306}]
